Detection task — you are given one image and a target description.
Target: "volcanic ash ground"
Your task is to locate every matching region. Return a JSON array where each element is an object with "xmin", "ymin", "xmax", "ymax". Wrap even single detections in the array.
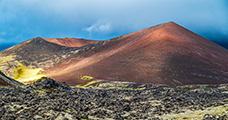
[{"xmin": 1, "ymin": 77, "xmax": 228, "ymax": 120}]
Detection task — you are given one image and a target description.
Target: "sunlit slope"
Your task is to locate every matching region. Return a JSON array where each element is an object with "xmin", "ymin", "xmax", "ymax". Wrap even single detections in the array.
[
  {"xmin": 1, "ymin": 22, "xmax": 228, "ymax": 86},
  {"xmin": 0, "ymin": 37, "xmax": 104, "ymax": 83},
  {"xmin": 48, "ymin": 22, "xmax": 228, "ymax": 86}
]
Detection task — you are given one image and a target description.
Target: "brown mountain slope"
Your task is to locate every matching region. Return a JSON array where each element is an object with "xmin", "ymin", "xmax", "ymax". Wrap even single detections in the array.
[
  {"xmin": 43, "ymin": 37, "xmax": 102, "ymax": 47},
  {"xmin": 1, "ymin": 22, "xmax": 228, "ymax": 86},
  {"xmin": 46, "ymin": 22, "xmax": 228, "ymax": 86},
  {"xmin": 0, "ymin": 37, "xmax": 105, "ymax": 83}
]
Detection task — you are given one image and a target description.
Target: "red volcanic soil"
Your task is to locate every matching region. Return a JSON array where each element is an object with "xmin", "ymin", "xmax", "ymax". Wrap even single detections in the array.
[
  {"xmin": 46, "ymin": 22, "xmax": 228, "ymax": 86},
  {"xmin": 43, "ymin": 37, "xmax": 102, "ymax": 47}
]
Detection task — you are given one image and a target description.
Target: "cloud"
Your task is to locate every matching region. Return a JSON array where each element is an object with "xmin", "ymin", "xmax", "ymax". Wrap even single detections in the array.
[
  {"xmin": 99, "ymin": 24, "xmax": 111, "ymax": 32},
  {"xmin": 0, "ymin": 0, "xmax": 228, "ymax": 42},
  {"xmin": 84, "ymin": 22, "xmax": 112, "ymax": 36},
  {"xmin": 84, "ymin": 25, "xmax": 95, "ymax": 36}
]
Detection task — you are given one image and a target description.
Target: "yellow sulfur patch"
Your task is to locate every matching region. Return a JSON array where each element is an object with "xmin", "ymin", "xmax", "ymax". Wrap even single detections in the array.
[
  {"xmin": 13, "ymin": 63, "xmax": 46, "ymax": 83},
  {"xmin": 76, "ymin": 80, "xmax": 102, "ymax": 88},
  {"xmin": 78, "ymin": 75, "xmax": 93, "ymax": 80}
]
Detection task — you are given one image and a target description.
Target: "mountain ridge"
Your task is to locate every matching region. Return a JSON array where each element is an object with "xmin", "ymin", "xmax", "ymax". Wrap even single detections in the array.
[
  {"xmin": 43, "ymin": 37, "xmax": 102, "ymax": 47},
  {"xmin": 0, "ymin": 37, "xmax": 106, "ymax": 82},
  {"xmin": 48, "ymin": 23, "xmax": 227, "ymax": 84},
  {"xmin": 1, "ymin": 21, "xmax": 228, "ymax": 86}
]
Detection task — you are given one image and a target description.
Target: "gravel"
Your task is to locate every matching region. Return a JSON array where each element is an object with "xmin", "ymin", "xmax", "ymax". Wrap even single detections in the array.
[{"xmin": 1, "ymin": 77, "xmax": 228, "ymax": 120}]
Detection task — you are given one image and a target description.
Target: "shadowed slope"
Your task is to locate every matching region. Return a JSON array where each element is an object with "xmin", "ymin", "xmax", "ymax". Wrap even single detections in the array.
[
  {"xmin": 0, "ymin": 37, "xmax": 105, "ymax": 83},
  {"xmin": 48, "ymin": 22, "xmax": 228, "ymax": 86},
  {"xmin": 43, "ymin": 37, "xmax": 102, "ymax": 47}
]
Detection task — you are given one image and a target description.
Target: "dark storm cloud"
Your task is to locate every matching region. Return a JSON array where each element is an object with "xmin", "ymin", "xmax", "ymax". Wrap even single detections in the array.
[{"xmin": 0, "ymin": 0, "xmax": 227, "ymax": 44}]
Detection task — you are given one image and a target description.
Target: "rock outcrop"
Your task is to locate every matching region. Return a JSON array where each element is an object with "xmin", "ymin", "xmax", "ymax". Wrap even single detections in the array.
[
  {"xmin": 0, "ymin": 71, "xmax": 23, "ymax": 86},
  {"xmin": 1, "ymin": 77, "xmax": 228, "ymax": 119}
]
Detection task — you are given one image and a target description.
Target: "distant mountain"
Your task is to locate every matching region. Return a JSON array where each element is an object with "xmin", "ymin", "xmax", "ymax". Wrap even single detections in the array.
[
  {"xmin": 43, "ymin": 37, "xmax": 102, "ymax": 47},
  {"xmin": 1, "ymin": 22, "xmax": 228, "ymax": 86},
  {"xmin": 0, "ymin": 37, "xmax": 104, "ymax": 84}
]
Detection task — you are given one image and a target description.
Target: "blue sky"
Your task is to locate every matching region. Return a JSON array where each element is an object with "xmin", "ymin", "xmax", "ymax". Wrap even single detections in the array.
[{"xmin": 0, "ymin": 0, "xmax": 228, "ymax": 50}]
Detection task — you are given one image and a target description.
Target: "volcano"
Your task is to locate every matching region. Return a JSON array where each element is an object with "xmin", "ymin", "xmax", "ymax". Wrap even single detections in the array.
[{"xmin": 1, "ymin": 22, "xmax": 228, "ymax": 86}]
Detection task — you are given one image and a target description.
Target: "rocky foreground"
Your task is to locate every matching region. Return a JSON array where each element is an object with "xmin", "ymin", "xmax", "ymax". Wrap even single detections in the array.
[{"xmin": 1, "ymin": 78, "xmax": 228, "ymax": 120}]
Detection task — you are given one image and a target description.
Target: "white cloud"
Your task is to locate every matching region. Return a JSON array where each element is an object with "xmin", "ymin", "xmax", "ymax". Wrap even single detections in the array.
[
  {"xmin": 84, "ymin": 22, "xmax": 112, "ymax": 36},
  {"xmin": 99, "ymin": 23, "xmax": 111, "ymax": 32},
  {"xmin": 84, "ymin": 25, "xmax": 96, "ymax": 36},
  {"xmin": 0, "ymin": 0, "xmax": 228, "ymax": 41}
]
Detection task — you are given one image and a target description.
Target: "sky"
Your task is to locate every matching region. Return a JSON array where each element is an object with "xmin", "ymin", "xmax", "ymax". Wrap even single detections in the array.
[{"xmin": 0, "ymin": 0, "xmax": 228, "ymax": 51}]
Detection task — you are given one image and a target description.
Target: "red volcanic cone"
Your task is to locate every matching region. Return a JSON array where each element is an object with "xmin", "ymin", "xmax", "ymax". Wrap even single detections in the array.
[
  {"xmin": 48, "ymin": 22, "xmax": 228, "ymax": 86},
  {"xmin": 1, "ymin": 22, "xmax": 228, "ymax": 86}
]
